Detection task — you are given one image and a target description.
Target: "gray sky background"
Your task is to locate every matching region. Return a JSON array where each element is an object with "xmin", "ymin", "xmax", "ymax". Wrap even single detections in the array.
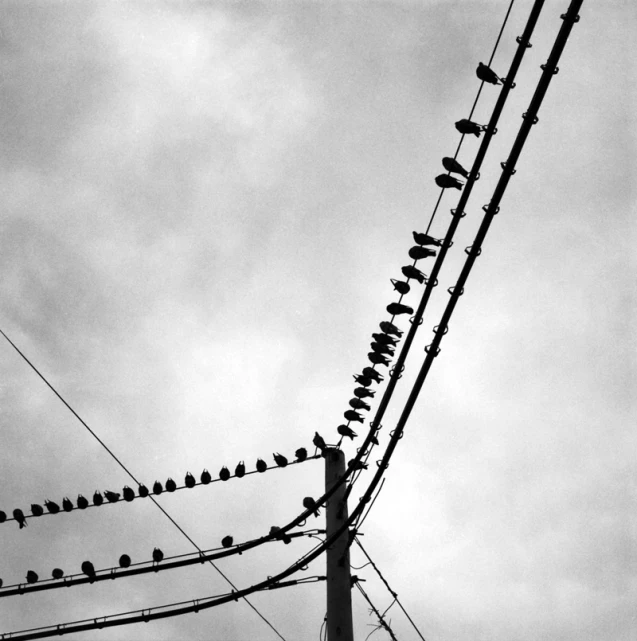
[{"xmin": 0, "ymin": 1, "xmax": 635, "ymax": 639}]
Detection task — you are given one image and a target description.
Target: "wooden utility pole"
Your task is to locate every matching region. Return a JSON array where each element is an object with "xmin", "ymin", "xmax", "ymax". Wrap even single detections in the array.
[{"xmin": 325, "ymin": 448, "xmax": 354, "ymax": 641}]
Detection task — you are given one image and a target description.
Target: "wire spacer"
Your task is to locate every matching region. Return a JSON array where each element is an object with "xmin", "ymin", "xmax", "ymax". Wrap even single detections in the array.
[
  {"xmin": 500, "ymin": 161, "xmax": 517, "ymax": 175},
  {"xmin": 516, "ymin": 35, "xmax": 532, "ymax": 47},
  {"xmin": 447, "ymin": 286, "xmax": 464, "ymax": 296},
  {"xmin": 464, "ymin": 245, "xmax": 482, "ymax": 256},
  {"xmin": 450, "ymin": 208, "xmax": 466, "ymax": 218},
  {"xmin": 425, "ymin": 344, "xmax": 440, "ymax": 356},
  {"xmin": 409, "ymin": 315, "xmax": 423, "ymax": 326},
  {"xmin": 433, "ymin": 324, "xmax": 448, "ymax": 335},
  {"xmin": 522, "ymin": 112, "xmax": 539, "ymax": 124},
  {"xmin": 540, "ymin": 63, "xmax": 560, "ymax": 75}
]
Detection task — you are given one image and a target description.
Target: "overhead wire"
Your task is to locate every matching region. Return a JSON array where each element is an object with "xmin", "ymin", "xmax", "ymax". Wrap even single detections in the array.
[{"xmin": 353, "ymin": 581, "xmax": 399, "ymax": 641}]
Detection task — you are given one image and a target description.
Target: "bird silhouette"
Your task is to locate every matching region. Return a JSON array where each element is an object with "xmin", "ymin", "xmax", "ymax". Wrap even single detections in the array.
[
  {"xmin": 51, "ymin": 568, "xmax": 64, "ymax": 580},
  {"xmin": 390, "ymin": 279, "xmax": 410, "ymax": 295},
  {"xmin": 31, "ymin": 504, "xmax": 44, "ymax": 517},
  {"xmin": 152, "ymin": 481, "xmax": 163, "ymax": 495},
  {"xmin": 348, "ymin": 459, "xmax": 369, "ymax": 471},
  {"xmin": 344, "ymin": 409, "xmax": 364, "ymax": 423},
  {"xmin": 81, "ymin": 561, "xmax": 96, "ymax": 580},
  {"xmin": 219, "ymin": 467, "xmax": 230, "ymax": 481},
  {"xmin": 409, "ymin": 246, "xmax": 437, "ymax": 261},
  {"xmin": 412, "ymin": 231, "xmax": 441, "ymax": 247},
  {"xmin": 442, "ymin": 156, "xmax": 469, "ymax": 178},
  {"xmin": 119, "ymin": 554, "xmax": 131, "ymax": 568},
  {"xmin": 295, "ymin": 447, "xmax": 308, "ymax": 462},
  {"xmin": 256, "ymin": 458, "xmax": 267, "ymax": 473},
  {"xmin": 165, "ymin": 478, "xmax": 177, "ymax": 492},
  {"xmin": 184, "ymin": 473, "xmax": 196, "ymax": 489},
  {"xmin": 455, "ymin": 118, "xmax": 483, "ymax": 137},
  {"xmin": 0, "ymin": 579, "xmax": 3, "ymax": 588},
  {"xmin": 138, "ymin": 485, "xmax": 149, "ymax": 498},
  {"xmin": 337, "ymin": 425, "xmax": 357, "ymax": 440},
  {"xmin": 26, "ymin": 570, "xmax": 38, "ymax": 584},
  {"xmin": 371, "ymin": 341, "xmax": 394, "ymax": 356},
  {"xmin": 221, "ymin": 535, "xmax": 233, "ymax": 548},
  {"xmin": 269, "ymin": 526, "xmax": 292, "ymax": 544},
  {"xmin": 349, "ymin": 398, "xmax": 371, "ymax": 411},
  {"xmin": 368, "ymin": 352, "xmax": 390, "ymax": 367},
  {"xmin": 77, "ymin": 494, "xmax": 89, "ymax": 509},
  {"xmin": 401, "ymin": 265, "xmax": 426, "ymax": 284},
  {"xmin": 387, "ymin": 302, "xmax": 414, "ymax": 316},
  {"xmin": 353, "ymin": 374, "xmax": 373, "ymax": 387},
  {"xmin": 354, "ymin": 386, "xmax": 375, "ymax": 399},
  {"xmin": 93, "ymin": 491, "xmax": 104, "ymax": 506},
  {"xmin": 372, "ymin": 333, "xmax": 397, "ymax": 347},
  {"xmin": 104, "ymin": 491, "xmax": 120, "ymax": 504},
  {"xmin": 235, "ymin": 462, "xmax": 246, "ymax": 478},
  {"xmin": 379, "ymin": 321, "xmax": 403, "ymax": 337},
  {"xmin": 0, "ymin": 510, "xmax": 6, "ymax": 523},
  {"xmin": 476, "ymin": 61, "xmax": 502, "ymax": 85},
  {"xmin": 45, "ymin": 500, "xmax": 60, "ymax": 514},
  {"xmin": 123, "ymin": 486, "xmax": 135, "ymax": 502},
  {"xmin": 302, "ymin": 497, "xmax": 320, "ymax": 518},
  {"xmin": 313, "ymin": 432, "xmax": 327, "ymax": 455},
  {"xmin": 62, "ymin": 497, "xmax": 74, "ymax": 512},
  {"xmin": 435, "ymin": 174, "xmax": 463, "ymax": 190},
  {"xmin": 200, "ymin": 470, "xmax": 212, "ymax": 485},
  {"xmin": 273, "ymin": 453, "xmax": 288, "ymax": 468},
  {"xmin": 13, "ymin": 509, "xmax": 27, "ymax": 529},
  {"xmin": 152, "ymin": 548, "xmax": 164, "ymax": 565},
  {"xmin": 362, "ymin": 367, "xmax": 383, "ymax": 383}
]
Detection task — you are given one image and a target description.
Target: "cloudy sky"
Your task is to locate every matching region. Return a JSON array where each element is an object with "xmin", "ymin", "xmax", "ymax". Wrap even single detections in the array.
[{"xmin": 0, "ymin": 0, "xmax": 635, "ymax": 639}]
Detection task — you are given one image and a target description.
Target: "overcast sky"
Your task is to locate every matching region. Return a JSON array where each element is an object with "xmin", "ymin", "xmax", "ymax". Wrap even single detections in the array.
[{"xmin": 0, "ymin": 1, "xmax": 635, "ymax": 639}]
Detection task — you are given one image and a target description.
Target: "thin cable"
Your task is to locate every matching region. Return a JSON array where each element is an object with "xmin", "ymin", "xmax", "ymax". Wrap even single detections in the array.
[
  {"xmin": 354, "ymin": 582, "xmax": 399, "ymax": 641},
  {"xmin": 0, "ymin": 328, "xmax": 286, "ymax": 641}
]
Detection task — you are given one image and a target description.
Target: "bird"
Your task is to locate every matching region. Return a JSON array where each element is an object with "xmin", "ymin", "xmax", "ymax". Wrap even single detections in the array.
[
  {"xmin": 337, "ymin": 425, "xmax": 357, "ymax": 440},
  {"xmin": 368, "ymin": 352, "xmax": 390, "ymax": 367},
  {"xmin": 152, "ymin": 548, "xmax": 164, "ymax": 565},
  {"xmin": 93, "ymin": 491, "xmax": 104, "ymax": 506},
  {"xmin": 344, "ymin": 409, "xmax": 364, "ymax": 423},
  {"xmin": 435, "ymin": 174, "xmax": 463, "ymax": 190},
  {"xmin": 45, "ymin": 500, "xmax": 60, "ymax": 514},
  {"xmin": 0, "ymin": 511, "xmax": 6, "ymax": 523},
  {"xmin": 354, "ymin": 386, "xmax": 375, "ymax": 399},
  {"xmin": 219, "ymin": 466, "xmax": 230, "ymax": 481},
  {"xmin": 269, "ymin": 526, "xmax": 292, "ymax": 544},
  {"xmin": 152, "ymin": 481, "xmax": 163, "ymax": 495},
  {"xmin": 455, "ymin": 118, "xmax": 483, "ymax": 137},
  {"xmin": 371, "ymin": 341, "xmax": 394, "ymax": 356},
  {"xmin": 123, "ymin": 486, "xmax": 135, "ymax": 502},
  {"xmin": 200, "ymin": 470, "xmax": 212, "ymax": 485},
  {"xmin": 0, "ymin": 579, "xmax": 2, "ymax": 588},
  {"xmin": 371, "ymin": 333, "xmax": 397, "ymax": 346},
  {"xmin": 119, "ymin": 554, "xmax": 131, "ymax": 568},
  {"xmin": 77, "ymin": 494, "xmax": 89, "ymax": 509},
  {"xmin": 13, "ymin": 509, "xmax": 27, "ymax": 529},
  {"xmin": 138, "ymin": 484, "xmax": 149, "ymax": 498},
  {"xmin": 387, "ymin": 302, "xmax": 414, "ymax": 316},
  {"xmin": 353, "ymin": 374, "xmax": 373, "ymax": 387},
  {"xmin": 165, "ymin": 478, "xmax": 177, "ymax": 492},
  {"xmin": 413, "ymin": 231, "xmax": 442, "ymax": 247},
  {"xmin": 349, "ymin": 398, "xmax": 371, "ymax": 411},
  {"xmin": 408, "ymin": 246, "xmax": 437, "ymax": 260},
  {"xmin": 390, "ymin": 279, "xmax": 410, "ymax": 295},
  {"xmin": 26, "ymin": 570, "xmax": 38, "ymax": 584},
  {"xmin": 184, "ymin": 473, "xmax": 196, "ymax": 489},
  {"xmin": 401, "ymin": 265, "xmax": 426, "ymax": 284},
  {"xmin": 62, "ymin": 497, "xmax": 74, "ymax": 512},
  {"xmin": 476, "ymin": 61, "xmax": 502, "ymax": 85},
  {"xmin": 31, "ymin": 503, "xmax": 44, "ymax": 517},
  {"xmin": 81, "ymin": 561, "xmax": 96, "ymax": 580},
  {"xmin": 256, "ymin": 458, "xmax": 267, "ymax": 473},
  {"xmin": 302, "ymin": 497, "xmax": 320, "ymax": 518},
  {"xmin": 362, "ymin": 367, "xmax": 384, "ymax": 383},
  {"xmin": 235, "ymin": 462, "xmax": 246, "ymax": 478},
  {"xmin": 221, "ymin": 535, "xmax": 233, "ymax": 548},
  {"xmin": 273, "ymin": 453, "xmax": 288, "ymax": 468},
  {"xmin": 348, "ymin": 459, "xmax": 369, "ymax": 471},
  {"xmin": 442, "ymin": 156, "xmax": 469, "ymax": 178},
  {"xmin": 295, "ymin": 447, "xmax": 308, "ymax": 462},
  {"xmin": 104, "ymin": 491, "xmax": 120, "ymax": 504},
  {"xmin": 51, "ymin": 568, "xmax": 64, "ymax": 580},
  {"xmin": 313, "ymin": 432, "xmax": 327, "ymax": 455},
  {"xmin": 379, "ymin": 321, "xmax": 403, "ymax": 337}
]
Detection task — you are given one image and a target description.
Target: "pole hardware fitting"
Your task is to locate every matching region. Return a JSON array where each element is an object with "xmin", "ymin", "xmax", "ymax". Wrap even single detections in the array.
[
  {"xmin": 522, "ymin": 112, "xmax": 539, "ymax": 124},
  {"xmin": 540, "ymin": 63, "xmax": 559, "ymax": 74},
  {"xmin": 433, "ymin": 324, "xmax": 449, "ymax": 335},
  {"xmin": 409, "ymin": 315, "xmax": 424, "ymax": 326},
  {"xmin": 464, "ymin": 245, "xmax": 482, "ymax": 256},
  {"xmin": 425, "ymin": 344, "xmax": 440, "ymax": 356},
  {"xmin": 450, "ymin": 208, "xmax": 466, "ymax": 218}
]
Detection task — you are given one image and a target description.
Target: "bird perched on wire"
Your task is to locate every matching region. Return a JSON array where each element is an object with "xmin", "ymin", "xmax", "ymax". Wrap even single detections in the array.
[
  {"xmin": 0, "ymin": 510, "xmax": 7, "ymax": 523},
  {"xmin": 372, "ymin": 333, "xmax": 397, "ymax": 347},
  {"xmin": 165, "ymin": 478, "xmax": 177, "ymax": 492},
  {"xmin": 349, "ymin": 397, "xmax": 371, "ymax": 411},
  {"xmin": 371, "ymin": 341, "xmax": 394, "ymax": 356},
  {"xmin": 379, "ymin": 321, "xmax": 403, "ymax": 337},
  {"xmin": 348, "ymin": 459, "xmax": 369, "ymax": 471},
  {"xmin": 51, "ymin": 568, "xmax": 64, "ymax": 580},
  {"xmin": 123, "ymin": 486, "xmax": 136, "ymax": 501},
  {"xmin": 93, "ymin": 491, "xmax": 104, "ymax": 506},
  {"xmin": 412, "ymin": 231, "xmax": 441, "ymax": 247},
  {"xmin": 303, "ymin": 497, "xmax": 320, "ymax": 518},
  {"xmin": 369, "ymin": 352, "xmax": 390, "ymax": 367},
  {"xmin": 119, "ymin": 554, "xmax": 131, "ymax": 569},
  {"xmin": 235, "ymin": 462, "xmax": 246, "ymax": 478},
  {"xmin": 337, "ymin": 424, "xmax": 357, "ymax": 440},
  {"xmin": 31, "ymin": 504, "xmax": 44, "ymax": 517},
  {"xmin": 353, "ymin": 374, "xmax": 373, "ymax": 387},
  {"xmin": 390, "ymin": 279, "xmax": 410, "ymax": 295},
  {"xmin": 104, "ymin": 491, "xmax": 120, "ymax": 504},
  {"xmin": 401, "ymin": 265, "xmax": 426, "ymax": 284},
  {"xmin": 13, "ymin": 508, "xmax": 27, "ymax": 529},
  {"xmin": 362, "ymin": 367, "xmax": 384, "ymax": 383},
  {"xmin": 344, "ymin": 409, "xmax": 364, "ymax": 423},
  {"xmin": 442, "ymin": 156, "xmax": 469, "ymax": 178},
  {"xmin": 45, "ymin": 500, "xmax": 60, "ymax": 514},
  {"xmin": 295, "ymin": 447, "xmax": 308, "ymax": 462},
  {"xmin": 313, "ymin": 432, "xmax": 327, "ymax": 455},
  {"xmin": 408, "ymin": 246, "xmax": 437, "ymax": 261},
  {"xmin": 455, "ymin": 118, "xmax": 483, "ymax": 137},
  {"xmin": 269, "ymin": 526, "xmax": 292, "ymax": 545},
  {"xmin": 256, "ymin": 458, "xmax": 268, "ymax": 473},
  {"xmin": 387, "ymin": 302, "xmax": 414, "ymax": 316},
  {"xmin": 221, "ymin": 536, "xmax": 233, "ymax": 548},
  {"xmin": 354, "ymin": 386, "xmax": 375, "ymax": 399},
  {"xmin": 77, "ymin": 494, "xmax": 89, "ymax": 509},
  {"xmin": 435, "ymin": 174, "xmax": 463, "ymax": 190},
  {"xmin": 273, "ymin": 453, "xmax": 288, "ymax": 468},
  {"xmin": 62, "ymin": 497, "xmax": 73, "ymax": 512},
  {"xmin": 152, "ymin": 481, "xmax": 163, "ymax": 495},
  {"xmin": 184, "ymin": 473, "xmax": 196, "ymax": 489},
  {"xmin": 26, "ymin": 570, "xmax": 38, "ymax": 584},
  {"xmin": 138, "ymin": 484, "xmax": 150, "ymax": 498},
  {"xmin": 81, "ymin": 561, "xmax": 96, "ymax": 580},
  {"xmin": 152, "ymin": 548, "xmax": 164, "ymax": 565},
  {"xmin": 476, "ymin": 61, "xmax": 502, "ymax": 85},
  {"xmin": 200, "ymin": 470, "xmax": 211, "ymax": 485},
  {"xmin": 219, "ymin": 467, "xmax": 230, "ymax": 481}
]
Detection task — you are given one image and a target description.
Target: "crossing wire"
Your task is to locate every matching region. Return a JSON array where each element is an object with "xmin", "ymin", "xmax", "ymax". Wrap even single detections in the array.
[{"xmin": 353, "ymin": 581, "xmax": 399, "ymax": 641}]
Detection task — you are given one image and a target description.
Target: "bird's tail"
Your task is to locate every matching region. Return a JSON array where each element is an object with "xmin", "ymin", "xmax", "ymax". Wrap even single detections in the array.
[{"xmin": 20, "ymin": 521, "xmax": 26, "ymax": 529}]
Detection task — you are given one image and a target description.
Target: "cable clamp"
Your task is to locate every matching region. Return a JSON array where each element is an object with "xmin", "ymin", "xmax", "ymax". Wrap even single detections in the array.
[
  {"xmin": 522, "ymin": 112, "xmax": 539, "ymax": 125},
  {"xmin": 540, "ymin": 63, "xmax": 560, "ymax": 75},
  {"xmin": 464, "ymin": 245, "xmax": 482, "ymax": 256},
  {"xmin": 482, "ymin": 203, "xmax": 500, "ymax": 215},
  {"xmin": 447, "ymin": 286, "xmax": 464, "ymax": 296},
  {"xmin": 409, "ymin": 315, "xmax": 423, "ymax": 326},
  {"xmin": 500, "ymin": 161, "xmax": 516, "ymax": 175},
  {"xmin": 424, "ymin": 276, "xmax": 439, "ymax": 286},
  {"xmin": 433, "ymin": 324, "xmax": 448, "ymax": 335},
  {"xmin": 561, "ymin": 13, "xmax": 580, "ymax": 22},
  {"xmin": 516, "ymin": 35, "xmax": 532, "ymax": 48},
  {"xmin": 425, "ymin": 344, "xmax": 440, "ymax": 356},
  {"xmin": 450, "ymin": 208, "xmax": 466, "ymax": 219}
]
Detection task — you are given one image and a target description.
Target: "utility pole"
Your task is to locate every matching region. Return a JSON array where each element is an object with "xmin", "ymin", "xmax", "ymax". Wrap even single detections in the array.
[{"xmin": 325, "ymin": 448, "xmax": 354, "ymax": 641}]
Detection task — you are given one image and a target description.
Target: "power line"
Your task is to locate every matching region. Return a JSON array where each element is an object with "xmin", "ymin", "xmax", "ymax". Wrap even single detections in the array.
[{"xmin": 353, "ymin": 580, "xmax": 398, "ymax": 641}]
